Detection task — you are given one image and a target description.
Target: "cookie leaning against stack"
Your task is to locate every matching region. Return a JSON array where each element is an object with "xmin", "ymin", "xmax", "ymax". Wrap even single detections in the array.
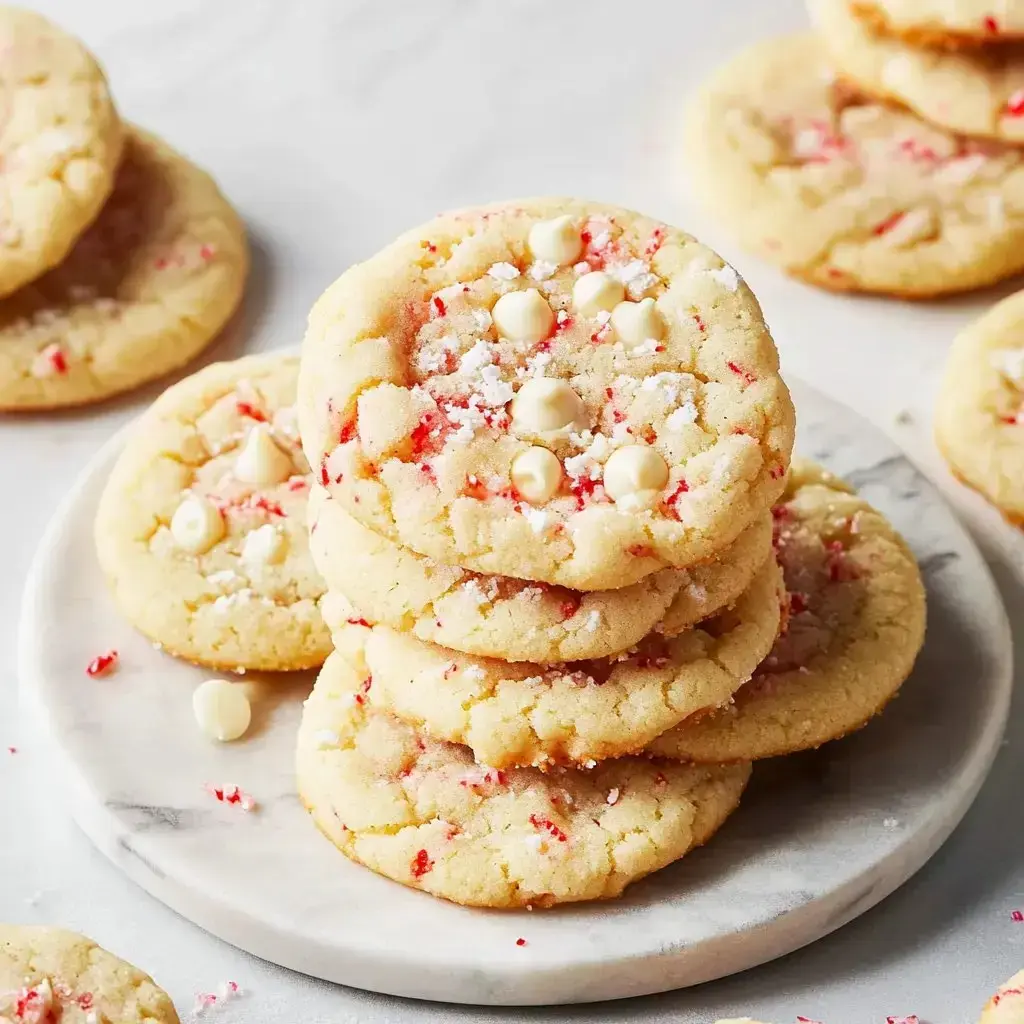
[{"xmin": 296, "ymin": 198, "xmax": 797, "ymax": 906}]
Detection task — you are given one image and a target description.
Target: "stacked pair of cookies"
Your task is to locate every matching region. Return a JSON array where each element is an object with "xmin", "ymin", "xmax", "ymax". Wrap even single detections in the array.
[
  {"xmin": 294, "ymin": 199, "xmax": 801, "ymax": 907},
  {"xmin": 687, "ymin": 0, "xmax": 1024, "ymax": 298},
  {"xmin": 0, "ymin": 9, "xmax": 248, "ymax": 411}
]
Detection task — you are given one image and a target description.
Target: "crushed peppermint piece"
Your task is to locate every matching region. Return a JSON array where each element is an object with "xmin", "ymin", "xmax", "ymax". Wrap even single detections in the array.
[
  {"xmin": 488, "ymin": 261, "xmax": 520, "ymax": 281},
  {"xmin": 529, "ymin": 260, "xmax": 558, "ymax": 281},
  {"xmin": 478, "ymin": 365, "xmax": 515, "ymax": 406},
  {"xmin": 31, "ymin": 342, "xmax": 68, "ymax": 378},
  {"xmin": 666, "ymin": 403, "xmax": 699, "ymax": 431},
  {"xmin": 459, "ymin": 338, "xmax": 494, "ymax": 374},
  {"xmin": 515, "ymin": 937, "xmax": 527, "ymax": 946},
  {"xmin": 205, "ymin": 783, "xmax": 257, "ymax": 811},
  {"xmin": 86, "ymin": 650, "xmax": 119, "ymax": 678},
  {"xmin": 1012, "ymin": 909, "xmax": 1024, "ymax": 922}
]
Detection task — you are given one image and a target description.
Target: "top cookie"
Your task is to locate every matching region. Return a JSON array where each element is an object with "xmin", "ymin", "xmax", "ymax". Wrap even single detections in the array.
[
  {"xmin": 980, "ymin": 970, "xmax": 1024, "ymax": 1023},
  {"xmin": 688, "ymin": 32, "xmax": 1024, "ymax": 297},
  {"xmin": 0, "ymin": 924, "xmax": 180, "ymax": 1023},
  {"xmin": 299, "ymin": 198, "xmax": 794, "ymax": 591},
  {"xmin": 0, "ymin": 8, "xmax": 123, "ymax": 298},
  {"xmin": 850, "ymin": 0, "xmax": 1024, "ymax": 47},
  {"xmin": 813, "ymin": 0, "xmax": 1024, "ymax": 143}
]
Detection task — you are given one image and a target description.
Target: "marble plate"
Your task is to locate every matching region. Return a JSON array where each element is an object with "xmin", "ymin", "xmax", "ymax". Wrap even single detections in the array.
[{"xmin": 18, "ymin": 377, "xmax": 1012, "ymax": 1006}]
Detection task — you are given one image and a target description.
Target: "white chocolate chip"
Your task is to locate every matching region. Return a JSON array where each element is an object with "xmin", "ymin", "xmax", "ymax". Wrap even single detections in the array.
[
  {"xmin": 528, "ymin": 215, "xmax": 583, "ymax": 266},
  {"xmin": 610, "ymin": 298, "xmax": 663, "ymax": 346},
  {"xmin": 573, "ymin": 271, "xmax": 625, "ymax": 315},
  {"xmin": 511, "ymin": 377, "xmax": 587, "ymax": 436},
  {"xmin": 234, "ymin": 424, "xmax": 294, "ymax": 485},
  {"xmin": 602, "ymin": 445, "xmax": 669, "ymax": 511},
  {"xmin": 192, "ymin": 679, "xmax": 252, "ymax": 742},
  {"xmin": 241, "ymin": 523, "xmax": 287, "ymax": 566},
  {"xmin": 492, "ymin": 288, "xmax": 554, "ymax": 343},
  {"xmin": 170, "ymin": 496, "xmax": 225, "ymax": 554},
  {"xmin": 511, "ymin": 446, "xmax": 564, "ymax": 503}
]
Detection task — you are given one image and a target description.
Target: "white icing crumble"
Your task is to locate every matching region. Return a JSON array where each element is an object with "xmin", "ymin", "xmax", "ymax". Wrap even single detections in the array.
[
  {"xmin": 606, "ymin": 787, "xmax": 620, "ymax": 806},
  {"xmin": 479, "ymin": 364, "xmax": 515, "ymax": 406},
  {"xmin": 629, "ymin": 338, "xmax": 660, "ymax": 357},
  {"xmin": 610, "ymin": 421, "xmax": 632, "ymax": 444},
  {"xmin": 521, "ymin": 586, "xmax": 545, "ymax": 602},
  {"xmin": 522, "ymin": 675, "xmax": 544, "ymax": 686},
  {"xmin": 211, "ymin": 588, "xmax": 259, "ymax": 612},
  {"xmin": 461, "ymin": 580, "xmax": 490, "ymax": 607},
  {"xmin": 687, "ymin": 582, "xmax": 708, "ymax": 602},
  {"xmin": 583, "ymin": 758, "xmax": 598, "ymax": 769},
  {"xmin": 459, "ymin": 338, "xmax": 494, "ymax": 374},
  {"xmin": 564, "ymin": 451, "xmax": 602, "ymax": 482},
  {"xmin": 528, "ymin": 260, "xmax": 558, "ymax": 281},
  {"xmin": 585, "ymin": 609, "xmax": 602, "ymax": 632},
  {"xmin": 417, "ymin": 335, "xmax": 457, "ymax": 373},
  {"xmin": 792, "ymin": 127, "xmax": 824, "ymax": 159},
  {"xmin": 472, "ymin": 308, "xmax": 493, "ymax": 332},
  {"xmin": 666, "ymin": 403, "xmax": 699, "ymax": 431},
  {"xmin": 435, "ymin": 281, "xmax": 468, "ymax": 301},
  {"xmin": 464, "ymin": 664, "xmax": 487, "ymax": 681},
  {"xmin": 595, "ymin": 310, "xmax": 612, "ymax": 326},
  {"xmin": 569, "ymin": 429, "xmax": 594, "ymax": 449},
  {"xmin": 584, "ymin": 432, "xmax": 614, "ymax": 461},
  {"xmin": 521, "ymin": 351, "xmax": 552, "ymax": 378},
  {"xmin": 443, "ymin": 398, "xmax": 489, "ymax": 443},
  {"xmin": 708, "ymin": 265, "xmax": 740, "ymax": 292},
  {"xmin": 488, "ymin": 261, "xmax": 521, "ymax": 281},
  {"xmin": 640, "ymin": 371, "xmax": 688, "ymax": 404},
  {"xmin": 523, "ymin": 507, "xmax": 549, "ymax": 533},
  {"xmin": 611, "ymin": 258, "xmax": 658, "ymax": 299},
  {"xmin": 206, "ymin": 569, "xmax": 240, "ymax": 587},
  {"xmin": 572, "ymin": 261, "xmax": 590, "ymax": 274},
  {"xmin": 314, "ymin": 729, "xmax": 340, "ymax": 749},
  {"xmin": 992, "ymin": 348, "xmax": 1024, "ymax": 384}
]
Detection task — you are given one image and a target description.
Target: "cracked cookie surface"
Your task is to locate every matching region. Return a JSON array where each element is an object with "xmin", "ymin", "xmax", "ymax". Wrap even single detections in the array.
[
  {"xmin": 0, "ymin": 8, "xmax": 123, "ymax": 300},
  {"xmin": 813, "ymin": 0, "xmax": 1024, "ymax": 143},
  {"xmin": 850, "ymin": 0, "xmax": 1024, "ymax": 46},
  {"xmin": 311, "ymin": 482, "xmax": 773, "ymax": 663},
  {"xmin": 94, "ymin": 352, "xmax": 330, "ymax": 672},
  {"xmin": 296, "ymin": 650, "xmax": 751, "ymax": 908},
  {"xmin": 327, "ymin": 559, "xmax": 783, "ymax": 770},
  {"xmin": 0, "ymin": 924, "xmax": 179, "ymax": 1023},
  {"xmin": 0, "ymin": 126, "xmax": 248, "ymax": 410},
  {"xmin": 299, "ymin": 197, "xmax": 794, "ymax": 590},
  {"xmin": 648, "ymin": 461, "xmax": 925, "ymax": 763},
  {"xmin": 687, "ymin": 32, "xmax": 1024, "ymax": 296},
  {"xmin": 936, "ymin": 288, "xmax": 1024, "ymax": 521}
]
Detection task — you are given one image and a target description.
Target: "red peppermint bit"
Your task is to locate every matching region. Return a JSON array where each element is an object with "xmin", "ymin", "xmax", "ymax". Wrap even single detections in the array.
[
  {"xmin": 419, "ymin": 462, "xmax": 437, "ymax": 485},
  {"xmin": 516, "ymin": 937, "xmax": 527, "ymax": 947},
  {"xmin": 1012, "ymin": 909, "xmax": 1024, "ymax": 921},
  {"xmin": 604, "ymin": 387, "xmax": 614, "ymax": 401},
  {"xmin": 86, "ymin": 650, "xmax": 118, "ymax": 678},
  {"xmin": 338, "ymin": 416, "xmax": 358, "ymax": 444},
  {"xmin": 628, "ymin": 544, "xmax": 653, "ymax": 558},
  {"xmin": 634, "ymin": 653, "xmax": 670, "ymax": 669},
  {"xmin": 643, "ymin": 225, "xmax": 667, "ymax": 256},
  {"xmin": 411, "ymin": 848, "xmax": 434, "ymax": 878},
  {"xmin": 897, "ymin": 137, "xmax": 939, "ymax": 162},
  {"xmin": 319, "ymin": 461, "xmax": 331, "ymax": 486},
  {"xmin": 824, "ymin": 267, "xmax": 846, "ymax": 281},
  {"xmin": 443, "ymin": 661, "xmax": 459, "ymax": 680},
  {"xmin": 410, "ymin": 410, "xmax": 444, "ymax": 458},
  {"xmin": 346, "ymin": 616, "xmax": 371, "ymax": 627},
  {"xmin": 432, "ymin": 295, "xmax": 447, "ymax": 317},
  {"xmin": 287, "ymin": 475, "xmax": 308, "ymax": 491},
  {"xmin": 7, "ymin": 746, "xmax": 16, "ymax": 754},
  {"xmin": 825, "ymin": 539, "xmax": 858, "ymax": 582},
  {"xmin": 199, "ymin": 244, "xmax": 216, "ymax": 261},
  {"xmin": 193, "ymin": 992, "xmax": 219, "ymax": 1013},
  {"xmin": 554, "ymin": 314, "xmax": 574, "ymax": 334},
  {"xmin": 569, "ymin": 473, "xmax": 602, "ymax": 510},
  {"xmin": 796, "ymin": 1018, "xmax": 823, "ymax": 1023},
  {"xmin": 637, "ymin": 424, "xmax": 657, "ymax": 444},
  {"xmin": 559, "ymin": 596, "xmax": 581, "ymax": 621},
  {"xmin": 873, "ymin": 211, "xmax": 905, "ymax": 236},
  {"xmin": 235, "ymin": 495, "xmax": 286, "ymax": 518},
  {"xmin": 529, "ymin": 814, "xmax": 568, "ymax": 842},
  {"xmin": 154, "ymin": 256, "xmax": 169, "ymax": 270},
  {"xmin": 422, "ymin": 240, "xmax": 438, "ymax": 254},
  {"xmin": 769, "ymin": 464, "xmax": 785, "ymax": 479},
  {"xmin": 463, "ymin": 474, "xmax": 491, "ymax": 500},
  {"xmin": 205, "ymin": 783, "xmax": 257, "ymax": 811},
  {"xmin": 886, "ymin": 1017, "xmax": 919, "ymax": 1024},
  {"xmin": 612, "ymin": 409, "xmax": 626, "ymax": 424},
  {"xmin": 580, "ymin": 230, "xmax": 592, "ymax": 246},
  {"xmin": 726, "ymin": 360, "xmax": 757, "ymax": 385},
  {"xmin": 1002, "ymin": 412, "xmax": 1022, "ymax": 425},
  {"xmin": 46, "ymin": 345, "xmax": 68, "ymax": 374},
  {"xmin": 984, "ymin": 14, "xmax": 1000, "ymax": 32},
  {"xmin": 693, "ymin": 312, "xmax": 707, "ymax": 334},
  {"xmin": 789, "ymin": 591, "xmax": 809, "ymax": 615},
  {"xmin": 1007, "ymin": 90, "xmax": 1024, "ymax": 117},
  {"xmin": 994, "ymin": 987, "xmax": 1024, "ymax": 1005},
  {"xmin": 663, "ymin": 479, "xmax": 689, "ymax": 519},
  {"xmin": 590, "ymin": 324, "xmax": 611, "ymax": 344},
  {"xmin": 235, "ymin": 400, "xmax": 267, "ymax": 422},
  {"xmin": 76, "ymin": 993, "xmax": 94, "ymax": 1009},
  {"xmin": 771, "ymin": 504, "xmax": 791, "ymax": 521}
]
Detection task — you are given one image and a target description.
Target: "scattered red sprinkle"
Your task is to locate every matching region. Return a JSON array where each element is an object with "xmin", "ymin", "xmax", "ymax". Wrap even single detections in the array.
[
  {"xmin": 205, "ymin": 784, "xmax": 257, "ymax": 811},
  {"xmin": 529, "ymin": 814, "xmax": 568, "ymax": 842},
  {"xmin": 1012, "ymin": 909, "xmax": 1024, "ymax": 921},
  {"xmin": 319, "ymin": 462, "xmax": 330, "ymax": 486},
  {"xmin": 886, "ymin": 1016, "xmax": 919, "ymax": 1024},
  {"xmin": 286, "ymin": 476, "xmax": 308, "ymax": 491},
  {"xmin": 419, "ymin": 462, "xmax": 437, "ymax": 485},
  {"xmin": 76, "ymin": 993, "xmax": 94, "ymax": 1009},
  {"xmin": 346, "ymin": 617, "xmax": 371, "ymax": 627},
  {"xmin": 663, "ymin": 479, "xmax": 690, "ymax": 519},
  {"xmin": 86, "ymin": 650, "xmax": 118, "ymax": 678},
  {"xmin": 411, "ymin": 848, "xmax": 434, "ymax": 878},
  {"xmin": 896, "ymin": 137, "xmax": 939, "ymax": 162},
  {"xmin": 627, "ymin": 544, "xmax": 653, "ymax": 558},
  {"xmin": 568, "ymin": 473, "xmax": 602, "ymax": 510},
  {"xmin": 443, "ymin": 661, "xmax": 459, "ymax": 680},
  {"xmin": 6, "ymin": 747, "xmax": 15, "ymax": 754},
  {"xmin": 233, "ymin": 495, "xmax": 286, "ymax": 518},
  {"xmin": 994, "ymin": 987, "xmax": 1024, "ymax": 1005},
  {"xmin": 423, "ymin": 241, "xmax": 438, "ymax": 254},
  {"xmin": 726, "ymin": 360, "xmax": 757, "ymax": 385},
  {"xmin": 1007, "ymin": 91, "xmax": 1024, "ymax": 117},
  {"xmin": 796, "ymin": 1018, "xmax": 823, "ymax": 1023},
  {"xmin": 46, "ymin": 345, "xmax": 68, "ymax": 374},
  {"xmin": 515, "ymin": 937, "xmax": 527, "ymax": 947},
  {"xmin": 432, "ymin": 295, "xmax": 447, "ymax": 317},
  {"xmin": 235, "ymin": 400, "xmax": 267, "ymax": 422},
  {"xmin": 826, "ymin": 539, "xmax": 858, "ymax": 582},
  {"xmin": 554, "ymin": 314, "xmax": 574, "ymax": 334},
  {"xmin": 789, "ymin": 592, "xmax": 809, "ymax": 615},
  {"xmin": 604, "ymin": 386, "xmax": 614, "ymax": 401},
  {"xmin": 463, "ymin": 474, "xmax": 491, "ymax": 501},
  {"xmin": 643, "ymin": 225, "xmax": 667, "ymax": 256},
  {"xmin": 693, "ymin": 312, "xmax": 707, "ymax": 334},
  {"xmin": 199, "ymin": 244, "xmax": 216, "ymax": 262},
  {"xmin": 154, "ymin": 257, "xmax": 169, "ymax": 270},
  {"xmin": 770, "ymin": 464, "xmax": 785, "ymax": 479},
  {"xmin": 338, "ymin": 416, "xmax": 358, "ymax": 444},
  {"xmin": 984, "ymin": 14, "xmax": 1000, "ymax": 32},
  {"xmin": 559, "ymin": 595, "xmax": 582, "ymax": 621},
  {"xmin": 353, "ymin": 675, "xmax": 373, "ymax": 706},
  {"xmin": 590, "ymin": 324, "xmax": 611, "ymax": 344},
  {"xmin": 824, "ymin": 267, "xmax": 845, "ymax": 281},
  {"xmin": 873, "ymin": 211, "xmax": 906, "ymax": 236}
]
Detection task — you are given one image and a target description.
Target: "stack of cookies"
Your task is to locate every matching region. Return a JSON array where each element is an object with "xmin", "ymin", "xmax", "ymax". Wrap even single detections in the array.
[
  {"xmin": 294, "ymin": 198, "xmax": 800, "ymax": 907},
  {"xmin": 686, "ymin": 0, "xmax": 1024, "ymax": 298},
  {"xmin": 0, "ymin": 8, "xmax": 248, "ymax": 412}
]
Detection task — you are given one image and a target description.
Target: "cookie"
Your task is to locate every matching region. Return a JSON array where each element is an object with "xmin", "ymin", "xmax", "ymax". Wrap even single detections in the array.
[
  {"xmin": 296, "ymin": 650, "xmax": 751, "ymax": 908},
  {"xmin": 980, "ymin": 970, "xmax": 1024, "ymax": 1023},
  {"xmin": 687, "ymin": 32, "xmax": 1024, "ymax": 297},
  {"xmin": 299, "ymin": 198, "xmax": 794, "ymax": 591},
  {"xmin": 94, "ymin": 352, "xmax": 331, "ymax": 672},
  {"xmin": 647, "ymin": 462, "xmax": 926, "ymax": 763},
  {"xmin": 850, "ymin": 0, "xmax": 1024, "ymax": 46},
  {"xmin": 328, "ymin": 559, "xmax": 784, "ymax": 770},
  {"xmin": 0, "ymin": 924, "xmax": 179, "ymax": 1023},
  {"xmin": 935, "ymin": 289, "xmax": 1024, "ymax": 522},
  {"xmin": 311, "ymin": 482, "xmax": 773, "ymax": 663},
  {"xmin": 0, "ymin": 9, "xmax": 123, "ymax": 299},
  {"xmin": 0, "ymin": 127, "xmax": 248, "ymax": 410},
  {"xmin": 812, "ymin": 0, "xmax": 1024, "ymax": 144}
]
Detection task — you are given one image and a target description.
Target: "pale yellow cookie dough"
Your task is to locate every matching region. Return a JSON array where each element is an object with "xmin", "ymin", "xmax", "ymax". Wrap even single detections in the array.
[
  {"xmin": 851, "ymin": 0, "xmax": 1024, "ymax": 46},
  {"xmin": 0, "ymin": 924, "xmax": 179, "ymax": 1023},
  {"xmin": 311, "ymin": 483, "xmax": 773, "ymax": 663},
  {"xmin": 813, "ymin": 0, "xmax": 1024, "ymax": 143},
  {"xmin": 648, "ymin": 461, "xmax": 926, "ymax": 763},
  {"xmin": 980, "ymin": 970, "xmax": 1024, "ymax": 1023},
  {"xmin": 687, "ymin": 32, "xmax": 1024, "ymax": 297},
  {"xmin": 0, "ymin": 8, "xmax": 123, "ymax": 299},
  {"xmin": 0, "ymin": 127, "xmax": 248, "ymax": 410},
  {"xmin": 299, "ymin": 198, "xmax": 794, "ymax": 590},
  {"xmin": 936, "ymin": 289, "xmax": 1024, "ymax": 522},
  {"xmin": 296, "ymin": 650, "xmax": 751, "ymax": 908},
  {"xmin": 95, "ymin": 352, "xmax": 330, "ymax": 672},
  {"xmin": 328, "ymin": 559, "xmax": 783, "ymax": 770}
]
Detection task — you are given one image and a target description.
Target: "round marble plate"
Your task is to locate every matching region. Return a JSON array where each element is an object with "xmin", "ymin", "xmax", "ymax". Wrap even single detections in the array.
[{"xmin": 18, "ymin": 377, "xmax": 1012, "ymax": 1007}]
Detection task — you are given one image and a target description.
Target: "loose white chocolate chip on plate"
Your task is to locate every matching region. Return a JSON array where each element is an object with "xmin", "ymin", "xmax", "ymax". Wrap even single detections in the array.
[
  {"xmin": 170, "ymin": 495, "xmax": 225, "ymax": 554},
  {"xmin": 511, "ymin": 378, "xmax": 587, "ymax": 436},
  {"xmin": 491, "ymin": 288, "xmax": 554, "ymax": 343},
  {"xmin": 611, "ymin": 297, "xmax": 663, "ymax": 346},
  {"xmin": 528, "ymin": 215, "xmax": 583, "ymax": 266},
  {"xmin": 602, "ymin": 444, "xmax": 669, "ymax": 511},
  {"xmin": 573, "ymin": 271, "xmax": 625, "ymax": 315},
  {"xmin": 510, "ymin": 446, "xmax": 564, "ymax": 503},
  {"xmin": 193, "ymin": 678, "xmax": 252, "ymax": 742},
  {"xmin": 234, "ymin": 423, "xmax": 294, "ymax": 485},
  {"xmin": 242, "ymin": 522, "xmax": 287, "ymax": 566}
]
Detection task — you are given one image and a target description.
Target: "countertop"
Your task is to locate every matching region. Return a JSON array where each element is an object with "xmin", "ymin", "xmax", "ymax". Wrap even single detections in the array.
[{"xmin": 3, "ymin": 1, "xmax": 1024, "ymax": 1021}]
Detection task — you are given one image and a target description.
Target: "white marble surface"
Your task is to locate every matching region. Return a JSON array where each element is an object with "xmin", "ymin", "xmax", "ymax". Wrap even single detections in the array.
[
  {"xmin": 19, "ymin": 381, "xmax": 1011, "ymax": 1007},
  {"xmin": 4, "ymin": 0, "xmax": 1024, "ymax": 1020}
]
